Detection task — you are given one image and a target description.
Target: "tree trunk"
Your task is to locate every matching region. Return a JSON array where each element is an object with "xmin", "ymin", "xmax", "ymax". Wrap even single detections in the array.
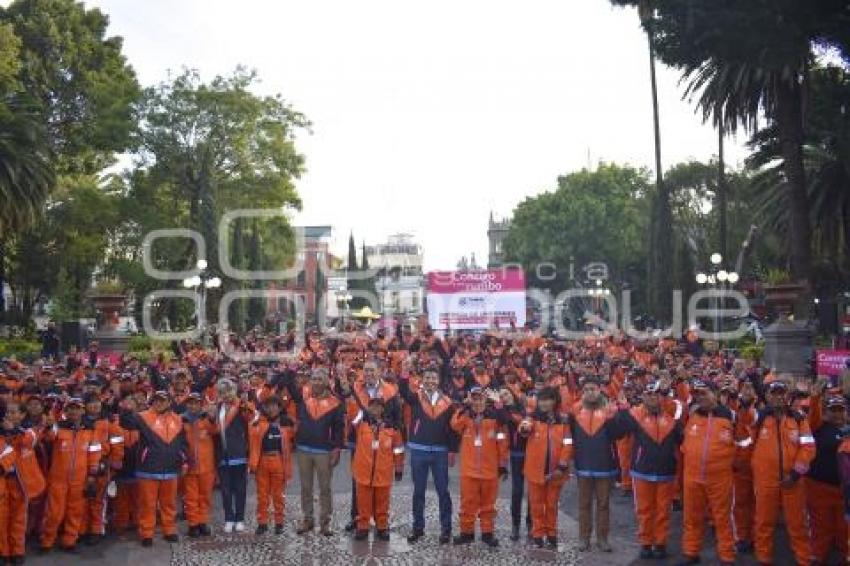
[
  {"xmin": 776, "ymin": 80, "xmax": 812, "ymax": 285},
  {"xmin": 0, "ymin": 239, "xmax": 5, "ymax": 316},
  {"xmin": 718, "ymin": 120, "xmax": 728, "ymax": 264},
  {"xmin": 646, "ymin": 25, "xmax": 671, "ymax": 322}
]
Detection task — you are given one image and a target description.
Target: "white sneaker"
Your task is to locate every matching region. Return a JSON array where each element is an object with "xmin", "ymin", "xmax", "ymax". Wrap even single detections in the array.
[
  {"xmin": 224, "ymin": 521, "xmax": 234, "ymax": 533},
  {"xmin": 234, "ymin": 522, "xmax": 246, "ymax": 533}
]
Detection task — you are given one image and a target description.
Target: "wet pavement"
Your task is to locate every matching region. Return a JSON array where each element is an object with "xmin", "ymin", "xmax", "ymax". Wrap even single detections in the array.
[{"xmin": 22, "ymin": 452, "xmax": 824, "ymax": 565}]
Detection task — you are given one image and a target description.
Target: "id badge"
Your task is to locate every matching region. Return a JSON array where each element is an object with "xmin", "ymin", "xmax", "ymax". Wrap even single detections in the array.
[
  {"xmin": 372, "ymin": 440, "xmax": 380, "ymax": 450},
  {"xmin": 474, "ymin": 437, "xmax": 482, "ymax": 447}
]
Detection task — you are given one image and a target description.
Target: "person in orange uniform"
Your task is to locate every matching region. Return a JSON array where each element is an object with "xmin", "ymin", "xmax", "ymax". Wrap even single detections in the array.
[
  {"xmin": 806, "ymin": 384, "xmax": 850, "ymax": 565},
  {"xmin": 249, "ymin": 395, "xmax": 295, "ymax": 536},
  {"xmin": 39, "ymin": 397, "xmax": 102, "ymax": 554},
  {"xmin": 748, "ymin": 380, "xmax": 815, "ymax": 566},
  {"xmin": 678, "ymin": 380, "xmax": 736, "ymax": 566},
  {"xmin": 120, "ymin": 390, "xmax": 187, "ymax": 547},
  {"xmin": 340, "ymin": 360, "xmax": 401, "ymax": 533},
  {"xmin": 350, "ymin": 397, "xmax": 404, "ymax": 541},
  {"xmin": 1, "ymin": 402, "xmax": 46, "ymax": 565},
  {"xmin": 731, "ymin": 378, "xmax": 758, "ymax": 555},
  {"xmin": 614, "ymin": 381, "xmax": 682, "ymax": 561},
  {"xmin": 450, "ymin": 386, "xmax": 509, "ymax": 548},
  {"xmin": 0, "ymin": 425, "xmax": 18, "ymax": 562},
  {"xmin": 81, "ymin": 393, "xmax": 124, "ymax": 545},
  {"xmin": 520, "ymin": 387, "xmax": 573, "ymax": 549},
  {"xmin": 112, "ymin": 396, "xmax": 141, "ymax": 534},
  {"xmin": 182, "ymin": 392, "xmax": 217, "ymax": 538}
]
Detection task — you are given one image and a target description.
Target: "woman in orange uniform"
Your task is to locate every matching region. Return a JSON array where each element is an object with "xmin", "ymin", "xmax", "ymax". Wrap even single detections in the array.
[
  {"xmin": 450, "ymin": 386, "xmax": 509, "ymax": 547},
  {"xmin": 519, "ymin": 387, "xmax": 574, "ymax": 550},
  {"xmin": 249, "ymin": 395, "xmax": 295, "ymax": 535},
  {"xmin": 182, "ymin": 393, "xmax": 217, "ymax": 538},
  {"xmin": 350, "ymin": 397, "xmax": 404, "ymax": 541}
]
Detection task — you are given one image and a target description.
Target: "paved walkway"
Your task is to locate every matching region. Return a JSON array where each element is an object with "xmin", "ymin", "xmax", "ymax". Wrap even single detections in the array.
[{"xmin": 22, "ymin": 452, "xmax": 819, "ymax": 566}]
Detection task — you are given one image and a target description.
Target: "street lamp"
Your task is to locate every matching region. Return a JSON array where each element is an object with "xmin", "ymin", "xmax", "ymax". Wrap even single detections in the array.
[{"xmin": 695, "ymin": 252, "xmax": 739, "ymax": 343}]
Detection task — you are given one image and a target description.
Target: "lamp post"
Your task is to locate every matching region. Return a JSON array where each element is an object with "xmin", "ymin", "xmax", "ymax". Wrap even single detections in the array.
[
  {"xmin": 695, "ymin": 253, "xmax": 739, "ymax": 343},
  {"xmin": 183, "ymin": 259, "xmax": 222, "ymax": 345}
]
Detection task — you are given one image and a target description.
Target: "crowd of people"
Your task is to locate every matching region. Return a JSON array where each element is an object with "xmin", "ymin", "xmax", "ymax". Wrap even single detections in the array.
[{"xmin": 0, "ymin": 323, "xmax": 847, "ymax": 566}]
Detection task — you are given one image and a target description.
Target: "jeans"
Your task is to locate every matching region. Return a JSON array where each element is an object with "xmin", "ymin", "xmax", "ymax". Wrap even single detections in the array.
[
  {"xmin": 510, "ymin": 454, "xmax": 532, "ymax": 528},
  {"xmin": 218, "ymin": 464, "xmax": 247, "ymax": 522},
  {"xmin": 410, "ymin": 448, "xmax": 452, "ymax": 533}
]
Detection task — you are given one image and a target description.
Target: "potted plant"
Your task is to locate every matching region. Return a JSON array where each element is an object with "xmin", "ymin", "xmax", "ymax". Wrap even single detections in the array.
[
  {"xmin": 87, "ymin": 280, "xmax": 128, "ymax": 332},
  {"xmin": 761, "ymin": 268, "xmax": 804, "ymax": 318}
]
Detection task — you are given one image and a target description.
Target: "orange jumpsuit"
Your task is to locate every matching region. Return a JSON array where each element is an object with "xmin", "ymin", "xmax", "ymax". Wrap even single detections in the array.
[
  {"xmin": 749, "ymin": 409, "xmax": 815, "ymax": 565},
  {"xmin": 126, "ymin": 409, "xmax": 187, "ymax": 540},
  {"xmin": 1, "ymin": 428, "xmax": 45, "ymax": 559},
  {"xmin": 617, "ymin": 435, "xmax": 633, "ymax": 492},
  {"xmin": 732, "ymin": 401, "xmax": 757, "ymax": 546},
  {"xmin": 522, "ymin": 411, "xmax": 573, "ymax": 539},
  {"xmin": 0, "ymin": 438, "xmax": 17, "ymax": 558},
  {"xmin": 680, "ymin": 406, "xmax": 736, "ymax": 563},
  {"xmin": 40, "ymin": 422, "xmax": 101, "ymax": 549},
  {"xmin": 350, "ymin": 419, "xmax": 404, "ymax": 531},
  {"xmin": 450, "ymin": 409, "xmax": 508, "ymax": 536},
  {"xmin": 83, "ymin": 417, "xmax": 124, "ymax": 536},
  {"xmin": 248, "ymin": 417, "xmax": 295, "ymax": 526},
  {"xmin": 112, "ymin": 428, "xmax": 139, "ymax": 531},
  {"xmin": 183, "ymin": 414, "xmax": 217, "ymax": 529}
]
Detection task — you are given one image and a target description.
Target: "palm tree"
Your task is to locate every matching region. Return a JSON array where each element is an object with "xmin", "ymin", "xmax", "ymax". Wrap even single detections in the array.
[
  {"xmin": 0, "ymin": 94, "xmax": 55, "ymax": 313},
  {"xmin": 638, "ymin": 1, "xmax": 673, "ymax": 322},
  {"xmin": 683, "ymin": 56, "xmax": 811, "ymax": 284}
]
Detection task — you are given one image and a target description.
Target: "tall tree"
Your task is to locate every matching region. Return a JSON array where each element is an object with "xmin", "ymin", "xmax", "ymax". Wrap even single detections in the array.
[
  {"xmin": 638, "ymin": 1, "xmax": 672, "ymax": 321},
  {"xmin": 1, "ymin": 0, "xmax": 140, "ymax": 174}
]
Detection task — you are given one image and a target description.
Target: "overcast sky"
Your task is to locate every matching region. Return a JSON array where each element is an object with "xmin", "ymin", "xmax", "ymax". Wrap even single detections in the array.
[{"xmin": 87, "ymin": 0, "xmax": 748, "ymax": 270}]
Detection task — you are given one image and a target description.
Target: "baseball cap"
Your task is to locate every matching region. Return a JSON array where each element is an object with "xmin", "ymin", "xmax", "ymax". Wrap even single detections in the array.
[
  {"xmin": 826, "ymin": 396, "xmax": 847, "ymax": 409},
  {"xmin": 469, "ymin": 386, "xmax": 484, "ymax": 397},
  {"xmin": 152, "ymin": 390, "xmax": 170, "ymax": 400},
  {"xmin": 767, "ymin": 381, "xmax": 789, "ymax": 393}
]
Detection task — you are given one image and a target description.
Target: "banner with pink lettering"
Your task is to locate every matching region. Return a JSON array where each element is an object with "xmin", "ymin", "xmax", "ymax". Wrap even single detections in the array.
[
  {"xmin": 816, "ymin": 349, "xmax": 850, "ymax": 376},
  {"xmin": 426, "ymin": 269, "xmax": 526, "ymax": 330}
]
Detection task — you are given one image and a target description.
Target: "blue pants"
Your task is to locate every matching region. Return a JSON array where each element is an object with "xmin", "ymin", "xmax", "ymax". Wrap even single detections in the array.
[
  {"xmin": 219, "ymin": 464, "xmax": 247, "ymax": 522},
  {"xmin": 410, "ymin": 449, "xmax": 452, "ymax": 533},
  {"xmin": 510, "ymin": 454, "xmax": 532, "ymax": 528}
]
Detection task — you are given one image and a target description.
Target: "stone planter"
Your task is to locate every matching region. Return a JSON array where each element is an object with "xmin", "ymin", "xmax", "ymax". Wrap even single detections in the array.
[
  {"xmin": 88, "ymin": 293, "xmax": 130, "ymax": 352},
  {"xmin": 762, "ymin": 282, "xmax": 805, "ymax": 319}
]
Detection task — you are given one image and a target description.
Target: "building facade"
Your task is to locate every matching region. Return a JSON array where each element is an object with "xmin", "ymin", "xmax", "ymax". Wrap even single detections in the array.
[
  {"xmin": 365, "ymin": 233, "xmax": 425, "ymax": 317},
  {"xmin": 487, "ymin": 212, "xmax": 510, "ymax": 269}
]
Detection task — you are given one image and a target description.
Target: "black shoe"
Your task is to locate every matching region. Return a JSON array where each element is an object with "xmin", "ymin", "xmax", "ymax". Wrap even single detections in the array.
[
  {"xmin": 546, "ymin": 536, "xmax": 558, "ymax": 550},
  {"xmin": 439, "ymin": 532, "xmax": 451, "ymax": 545},
  {"xmin": 188, "ymin": 525, "xmax": 200, "ymax": 538},
  {"xmin": 481, "ymin": 533, "xmax": 499, "ymax": 548},
  {"xmin": 37, "ymin": 547, "xmax": 52, "ymax": 556},
  {"xmin": 354, "ymin": 529, "xmax": 369, "ymax": 541},
  {"xmin": 198, "ymin": 524, "xmax": 211, "ymax": 537},
  {"xmin": 81, "ymin": 534, "xmax": 94, "ymax": 546},
  {"xmin": 296, "ymin": 521, "xmax": 314, "ymax": 535},
  {"xmin": 652, "ymin": 545, "xmax": 668, "ymax": 559},
  {"xmin": 59, "ymin": 545, "xmax": 77, "ymax": 554},
  {"xmin": 320, "ymin": 527, "xmax": 334, "ymax": 537},
  {"xmin": 164, "ymin": 534, "xmax": 179, "ymax": 543},
  {"xmin": 510, "ymin": 525, "xmax": 520, "ymax": 541},
  {"xmin": 274, "ymin": 524, "xmax": 284, "ymax": 535},
  {"xmin": 639, "ymin": 545, "xmax": 654, "ymax": 559},
  {"xmin": 735, "ymin": 540, "xmax": 753, "ymax": 554},
  {"xmin": 344, "ymin": 520, "xmax": 356, "ymax": 532},
  {"xmin": 407, "ymin": 530, "xmax": 424, "ymax": 543},
  {"xmin": 675, "ymin": 557, "xmax": 700, "ymax": 566},
  {"xmin": 141, "ymin": 538, "xmax": 153, "ymax": 547},
  {"xmin": 376, "ymin": 530, "xmax": 390, "ymax": 541},
  {"xmin": 533, "ymin": 537, "xmax": 544, "ymax": 548},
  {"xmin": 453, "ymin": 533, "xmax": 474, "ymax": 545},
  {"xmin": 255, "ymin": 525, "xmax": 268, "ymax": 536},
  {"xmin": 9, "ymin": 556, "xmax": 24, "ymax": 565}
]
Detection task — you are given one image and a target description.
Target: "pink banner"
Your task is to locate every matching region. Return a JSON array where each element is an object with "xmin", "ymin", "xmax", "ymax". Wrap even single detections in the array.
[
  {"xmin": 816, "ymin": 349, "xmax": 850, "ymax": 376},
  {"xmin": 427, "ymin": 269, "xmax": 525, "ymax": 294}
]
